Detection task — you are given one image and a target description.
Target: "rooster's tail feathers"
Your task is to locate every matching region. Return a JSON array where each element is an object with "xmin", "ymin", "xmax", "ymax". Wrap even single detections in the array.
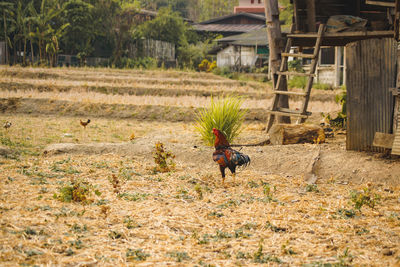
[{"xmin": 233, "ymin": 151, "xmax": 250, "ymax": 167}]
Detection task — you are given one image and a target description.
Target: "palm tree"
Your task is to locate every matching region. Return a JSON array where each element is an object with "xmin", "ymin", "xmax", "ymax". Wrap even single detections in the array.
[
  {"xmin": 28, "ymin": 0, "xmax": 67, "ymax": 65},
  {"xmin": 0, "ymin": 2, "xmax": 15, "ymax": 64},
  {"xmin": 13, "ymin": 0, "xmax": 31, "ymax": 65}
]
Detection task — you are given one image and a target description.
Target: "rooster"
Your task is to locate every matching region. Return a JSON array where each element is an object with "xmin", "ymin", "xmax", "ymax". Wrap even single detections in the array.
[
  {"xmin": 80, "ymin": 119, "xmax": 91, "ymax": 129},
  {"xmin": 212, "ymin": 128, "xmax": 250, "ymax": 185}
]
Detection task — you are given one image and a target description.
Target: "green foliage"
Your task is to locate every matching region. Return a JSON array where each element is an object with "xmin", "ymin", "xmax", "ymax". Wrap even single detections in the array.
[
  {"xmin": 115, "ymin": 57, "xmax": 157, "ymax": 69},
  {"xmin": 126, "ymin": 248, "xmax": 149, "ymax": 261},
  {"xmin": 288, "ymin": 76, "xmax": 307, "ymax": 89},
  {"xmin": 350, "ymin": 187, "xmax": 381, "ymax": 211},
  {"xmin": 195, "ymin": 96, "xmax": 247, "ymax": 146},
  {"xmin": 305, "ymin": 184, "xmax": 319, "ymax": 193},
  {"xmin": 54, "ymin": 179, "xmax": 99, "ymax": 204},
  {"xmin": 167, "ymin": 251, "xmax": 191, "ymax": 262},
  {"xmin": 288, "ymin": 59, "xmax": 303, "ymax": 72},
  {"xmin": 153, "ymin": 142, "xmax": 175, "ymax": 172},
  {"xmin": 314, "ymin": 82, "xmax": 333, "ymax": 90},
  {"xmin": 61, "ymin": 0, "xmax": 95, "ymax": 55},
  {"xmin": 198, "ymin": 59, "xmax": 216, "ymax": 72},
  {"xmin": 138, "ymin": 7, "xmax": 186, "ymax": 46},
  {"xmin": 335, "ymin": 87, "xmax": 347, "ymax": 116},
  {"xmin": 212, "ymin": 67, "xmax": 235, "ymax": 79}
]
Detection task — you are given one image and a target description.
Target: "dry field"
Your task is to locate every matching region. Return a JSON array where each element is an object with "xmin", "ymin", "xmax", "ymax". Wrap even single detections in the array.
[{"xmin": 1, "ymin": 66, "xmax": 400, "ymax": 266}]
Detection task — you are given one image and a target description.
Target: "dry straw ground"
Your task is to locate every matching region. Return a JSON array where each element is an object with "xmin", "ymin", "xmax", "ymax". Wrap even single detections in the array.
[{"xmin": 0, "ymin": 66, "xmax": 399, "ymax": 266}]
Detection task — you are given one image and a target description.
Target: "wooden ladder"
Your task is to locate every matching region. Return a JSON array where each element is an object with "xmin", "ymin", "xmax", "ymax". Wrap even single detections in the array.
[{"xmin": 266, "ymin": 24, "xmax": 326, "ymax": 132}]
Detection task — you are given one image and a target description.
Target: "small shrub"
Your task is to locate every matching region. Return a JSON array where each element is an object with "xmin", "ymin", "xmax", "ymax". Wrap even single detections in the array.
[
  {"xmin": 288, "ymin": 76, "xmax": 307, "ymax": 89},
  {"xmin": 153, "ymin": 142, "xmax": 175, "ymax": 172},
  {"xmin": 313, "ymin": 82, "xmax": 333, "ymax": 90},
  {"xmin": 54, "ymin": 179, "xmax": 99, "ymax": 204},
  {"xmin": 198, "ymin": 59, "xmax": 216, "ymax": 72},
  {"xmin": 288, "ymin": 59, "xmax": 303, "ymax": 72},
  {"xmin": 110, "ymin": 174, "xmax": 121, "ymax": 194},
  {"xmin": 350, "ymin": 187, "xmax": 381, "ymax": 211},
  {"xmin": 195, "ymin": 96, "xmax": 247, "ymax": 146},
  {"xmin": 167, "ymin": 251, "xmax": 190, "ymax": 262},
  {"xmin": 194, "ymin": 184, "xmax": 203, "ymax": 199},
  {"xmin": 126, "ymin": 248, "xmax": 149, "ymax": 261},
  {"xmin": 305, "ymin": 184, "xmax": 319, "ymax": 193},
  {"xmin": 253, "ymin": 241, "xmax": 282, "ymax": 264}
]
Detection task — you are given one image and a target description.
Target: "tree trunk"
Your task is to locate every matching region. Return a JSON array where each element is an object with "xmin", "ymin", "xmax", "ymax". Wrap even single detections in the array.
[
  {"xmin": 23, "ymin": 36, "xmax": 27, "ymax": 65},
  {"xmin": 269, "ymin": 124, "xmax": 325, "ymax": 145},
  {"xmin": 3, "ymin": 11, "xmax": 8, "ymax": 65},
  {"xmin": 29, "ymin": 24, "xmax": 34, "ymax": 64},
  {"xmin": 264, "ymin": 0, "xmax": 290, "ymax": 123}
]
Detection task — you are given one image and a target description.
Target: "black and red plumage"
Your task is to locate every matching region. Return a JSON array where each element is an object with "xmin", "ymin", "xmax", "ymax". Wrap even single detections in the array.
[{"xmin": 212, "ymin": 128, "xmax": 250, "ymax": 184}]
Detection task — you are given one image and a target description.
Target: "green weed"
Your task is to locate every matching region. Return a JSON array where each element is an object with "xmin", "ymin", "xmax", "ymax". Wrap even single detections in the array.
[
  {"xmin": 350, "ymin": 187, "xmax": 381, "ymax": 211},
  {"xmin": 195, "ymin": 96, "xmax": 247, "ymax": 146},
  {"xmin": 126, "ymin": 248, "xmax": 149, "ymax": 261},
  {"xmin": 54, "ymin": 179, "xmax": 100, "ymax": 204},
  {"xmin": 167, "ymin": 251, "xmax": 191, "ymax": 262},
  {"xmin": 153, "ymin": 142, "xmax": 175, "ymax": 172}
]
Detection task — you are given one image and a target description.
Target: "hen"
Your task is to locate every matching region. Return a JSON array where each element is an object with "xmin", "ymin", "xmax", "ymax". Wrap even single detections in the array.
[
  {"xmin": 212, "ymin": 128, "xmax": 250, "ymax": 185},
  {"xmin": 80, "ymin": 119, "xmax": 91, "ymax": 129},
  {"xmin": 3, "ymin": 121, "xmax": 12, "ymax": 130}
]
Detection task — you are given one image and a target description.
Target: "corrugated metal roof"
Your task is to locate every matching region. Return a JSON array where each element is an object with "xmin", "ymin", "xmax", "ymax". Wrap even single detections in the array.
[
  {"xmin": 217, "ymin": 28, "xmax": 268, "ymax": 46},
  {"xmin": 193, "ymin": 24, "xmax": 265, "ymax": 33},
  {"xmin": 198, "ymin": 12, "xmax": 265, "ymax": 24}
]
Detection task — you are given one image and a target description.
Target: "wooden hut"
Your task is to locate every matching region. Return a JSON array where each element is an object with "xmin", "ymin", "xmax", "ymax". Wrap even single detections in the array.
[{"xmin": 268, "ymin": 0, "xmax": 400, "ymax": 152}]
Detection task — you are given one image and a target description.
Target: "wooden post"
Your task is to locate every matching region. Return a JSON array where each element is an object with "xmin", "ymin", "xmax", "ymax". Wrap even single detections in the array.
[
  {"xmin": 264, "ymin": 0, "xmax": 290, "ymax": 123},
  {"xmin": 306, "ymin": 0, "xmax": 316, "ymax": 32}
]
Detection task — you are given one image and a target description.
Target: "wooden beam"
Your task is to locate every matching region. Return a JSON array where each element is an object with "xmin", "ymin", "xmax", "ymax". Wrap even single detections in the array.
[
  {"xmin": 264, "ymin": 0, "xmax": 290, "ymax": 123},
  {"xmin": 306, "ymin": 0, "xmax": 316, "ymax": 32},
  {"xmin": 372, "ymin": 132, "xmax": 395, "ymax": 148},
  {"xmin": 395, "ymin": 0, "xmax": 400, "ymax": 40},
  {"xmin": 366, "ymin": 0, "xmax": 395, "ymax": 7},
  {"xmin": 293, "ymin": 0, "xmax": 300, "ymax": 32},
  {"xmin": 288, "ymin": 30, "xmax": 394, "ymax": 38}
]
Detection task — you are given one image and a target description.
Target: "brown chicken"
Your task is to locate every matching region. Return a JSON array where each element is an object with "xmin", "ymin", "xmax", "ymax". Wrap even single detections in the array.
[
  {"xmin": 3, "ymin": 121, "xmax": 11, "ymax": 130},
  {"xmin": 212, "ymin": 128, "xmax": 250, "ymax": 185},
  {"xmin": 80, "ymin": 119, "xmax": 91, "ymax": 129}
]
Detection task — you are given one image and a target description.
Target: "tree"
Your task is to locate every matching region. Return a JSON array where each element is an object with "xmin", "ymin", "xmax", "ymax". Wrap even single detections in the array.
[
  {"xmin": 13, "ymin": 0, "xmax": 31, "ymax": 65},
  {"xmin": 0, "ymin": 1, "xmax": 15, "ymax": 64},
  {"xmin": 138, "ymin": 7, "xmax": 186, "ymax": 46},
  {"xmin": 28, "ymin": 0, "xmax": 68, "ymax": 64},
  {"xmin": 111, "ymin": 0, "xmax": 140, "ymax": 65},
  {"xmin": 61, "ymin": 0, "xmax": 94, "ymax": 55}
]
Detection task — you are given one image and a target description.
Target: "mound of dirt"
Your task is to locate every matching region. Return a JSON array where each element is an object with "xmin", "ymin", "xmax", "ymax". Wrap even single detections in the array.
[{"xmin": 43, "ymin": 139, "xmax": 400, "ymax": 186}]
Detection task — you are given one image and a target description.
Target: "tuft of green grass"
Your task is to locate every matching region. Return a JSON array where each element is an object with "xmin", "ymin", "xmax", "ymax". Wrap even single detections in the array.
[
  {"xmin": 288, "ymin": 76, "xmax": 307, "ymax": 89},
  {"xmin": 195, "ymin": 96, "xmax": 247, "ymax": 146},
  {"xmin": 350, "ymin": 187, "xmax": 380, "ymax": 211},
  {"xmin": 167, "ymin": 251, "xmax": 191, "ymax": 262},
  {"xmin": 126, "ymin": 248, "xmax": 149, "ymax": 261}
]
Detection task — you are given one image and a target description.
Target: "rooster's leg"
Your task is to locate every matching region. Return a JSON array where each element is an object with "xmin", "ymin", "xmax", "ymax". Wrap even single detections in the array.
[{"xmin": 219, "ymin": 166, "xmax": 226, "ymax": 186}]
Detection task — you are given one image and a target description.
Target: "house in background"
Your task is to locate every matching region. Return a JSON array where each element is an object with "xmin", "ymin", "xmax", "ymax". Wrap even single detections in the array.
[
  {"xmin": 234, "ymin": 0, "xmax": 266, "ymax": 15},
  {"xmin": 214, "ymin": 28, "xmax": 269, "ymax": 70},
  {"xmin": 193, "ymin": 12, "xmax": 266, "ymax": 36}
]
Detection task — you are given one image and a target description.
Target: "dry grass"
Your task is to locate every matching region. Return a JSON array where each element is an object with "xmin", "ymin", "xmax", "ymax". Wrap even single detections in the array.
[
  {"xmin": 0, "ymin": 90, "xmax": 341, "ymax": 112},
  {"xmin": 0, "ymin": 115, "xmax": 400, "ymax": 266},
  {"xmin": 2, "ymin": 66, "xmax": 396, "ymax": 266}
]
